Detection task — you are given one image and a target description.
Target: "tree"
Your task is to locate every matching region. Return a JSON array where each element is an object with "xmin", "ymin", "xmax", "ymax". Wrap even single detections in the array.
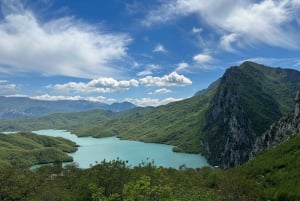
[{"xmin": 123, "ymin": 176, "xmax": 175, "ymax": 201}]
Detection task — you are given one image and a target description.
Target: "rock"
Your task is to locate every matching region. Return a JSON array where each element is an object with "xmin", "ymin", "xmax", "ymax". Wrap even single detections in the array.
[
  {"xmin": 204, "ymin": 67, "xmax": 254, "ymax": 169},
  {"xmin": 251, "ymin": 91, "xmax": 300, "ymax": 158}
]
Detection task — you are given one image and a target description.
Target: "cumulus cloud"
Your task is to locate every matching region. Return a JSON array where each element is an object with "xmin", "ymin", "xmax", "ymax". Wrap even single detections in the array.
[
  {"xmin": 154, "ymin": 88, "xmax": 172, "ymax": 94},
  {"xmin": 153, "ymin": 44, "xmax": 167, "ymax": 53},
  {"xmin": 29, "ymin": 94, "xmax": 107, "ymax": 102},
  {"xmin": 139, "ymin": 72, "xmax": 192, "ymax": 87},
  {"xmin": 193, "ymin": 53, "xmax": 213, "ymax": 64},
  {"xmin": 125, "ymin": 97, "xmax": 182, "ymax": 107},
  {"xmin": 50, "ymin": 77, "xmax": 139, "ymax": 93},
  {"xmin": 0, "ymin": 1, "xmax": 131, "ymax": 78},
  {"xmin": 144, "ymin": 0, "xmax": 300, "ymax": 50}
]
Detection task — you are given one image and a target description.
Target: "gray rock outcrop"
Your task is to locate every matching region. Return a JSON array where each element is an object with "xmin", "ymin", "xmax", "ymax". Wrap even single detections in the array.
[{"xmin": 251, "ymin": 90, "xmax": 300, "ymax": 157}]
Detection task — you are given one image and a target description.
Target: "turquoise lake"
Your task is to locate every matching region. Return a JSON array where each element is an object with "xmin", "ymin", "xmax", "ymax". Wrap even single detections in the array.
[{"xmin": 33, "ymin": 129, "xmax": 210, "ymax": 169}]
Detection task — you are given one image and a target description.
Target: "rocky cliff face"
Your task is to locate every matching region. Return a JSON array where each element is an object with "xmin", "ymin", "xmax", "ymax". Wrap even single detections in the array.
[
  {"xmin": 203, "ymin": 62, "xmax": 300, "ymax": 169},
  {"xmin": 204, "ymin": 67, "xmax": 254, "ymax": 168},
  {"xmin": 251, "ymin": 91, "xmax": 300, "ymax": 157}
]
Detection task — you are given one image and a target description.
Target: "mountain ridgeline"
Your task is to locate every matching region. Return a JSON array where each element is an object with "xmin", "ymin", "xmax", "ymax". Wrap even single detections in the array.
[
  {"xmin": 1, "ymin": 61, "xmax": 300, "ymax": 168},
  {"xmin": 0, "ymin": 97, "xmax": 135, "ymax": 119},
  {"xmin": 203, "ymin": 61, "xmax": 300, "ymax": 168}
]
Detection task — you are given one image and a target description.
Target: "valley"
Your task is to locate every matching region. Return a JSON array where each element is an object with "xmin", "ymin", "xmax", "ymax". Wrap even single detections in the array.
[
  {"xmin": 1, "ymin": 62, "xmax": 300, "ymax": 168},
  {"xmin": 1, "ymin": 61, "xmax": 300, "ymax": 200},
  {"xmin": 1, "ymin": 0, "xmax": 300, "ymax": 200}
]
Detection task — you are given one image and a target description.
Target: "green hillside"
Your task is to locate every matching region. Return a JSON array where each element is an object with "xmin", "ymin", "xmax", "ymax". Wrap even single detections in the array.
[
  {"xmin": 0, "ymin": 109, "xmax": 114, "ymax": 132},
  {"xmin": 234, "ymin": 135, "xmax": 300, "ymax": 200},
  {"xmin": 0, "ymin": 84, "xmax": 217, "ymax": 153},
  {"xmin": 0, "ymin": 132, "xmax": 77, "ymax": 167},
  {"xmin": 75, "ymin": 86, "xmax": 217, "ymax": 153},
  {"xmin": 1, "ymin": 62, "xmax": 300, "ymax": 168}
]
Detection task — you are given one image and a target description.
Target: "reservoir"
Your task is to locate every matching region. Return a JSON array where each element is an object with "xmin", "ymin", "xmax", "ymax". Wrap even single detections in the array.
[{"xmin": 33, "ymin": 129, "xmax": 209, "ymax": 169}]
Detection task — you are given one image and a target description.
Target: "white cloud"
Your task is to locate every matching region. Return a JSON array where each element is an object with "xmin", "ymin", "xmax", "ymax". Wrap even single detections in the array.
[
  {"xmin": 147, "ymin": 64, "xmax": 160, "ymax": 69},
  {"xmin": 144, "ymin": 0, "xmax": 300, "ymax": 49},
  {"xmin": 139, "ymin": 72, "xmax": 192, "ymax": 87},
  {"xmin": 0, "ymin": 80, "xmax": 8, "ymax": 83},
  {"xmin": 0, "ymin": 1, "xmax": 131, "ymax": 78},
  {"xmin": 153, "ymin": 44, "xmax": 167, "ymax": 53},
  {"xmin": 50, "ymin": 77, "xmax": 139, "ymax": 93},
  {"xmin": 6, "ymin": 93, "xmax": 118, "ymax": 103},
  {"xmin": 137, "ymin": 69, "xmax": 153, "ymax": 76},
  {"xmin": 193, "ymin": 53, "xmax": 213, "ymax": 64},
  {"xmin": 137, "ymin": 64, "xmax": 160, "ymax": 76},
  {"xmin": 220, "ymin": 33, "xmax": 238, "ymax": 52},
  {"xmin": 153, "ymin": 88, "xmax": 172, "ymax": 94},
  {"xmin": 192, "ymin": 27, "xmax": 202, "ymax": 33},
  {"xmin": 5, "ymin": 94, "xmax": 28, "ymax": 98},
  {"xmin": 175, "ymin": 62, "xmax": 189, "ymax": 71},
  {"xmin": 125, "ymin": 97, "xmax": 182, "ymax": 107},
  {"xmin": 30, "ymin": 94, "xmax": 107, "ymax": 102}
]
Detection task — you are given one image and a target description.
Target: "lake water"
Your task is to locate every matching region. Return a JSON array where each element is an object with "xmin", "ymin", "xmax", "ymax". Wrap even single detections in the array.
[{"xmin": 32, "ymin": 129, "xmax": 210, "ymax": 169}]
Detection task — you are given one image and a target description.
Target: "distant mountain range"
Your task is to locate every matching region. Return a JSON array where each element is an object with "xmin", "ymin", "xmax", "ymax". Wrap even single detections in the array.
[
  {"xmin": 0, "ymin": 96, "xmax": 136, "ymax": 119},
  {"xmin": 1, "ymin": 61, "xmax": 300, "ymax": 169}
]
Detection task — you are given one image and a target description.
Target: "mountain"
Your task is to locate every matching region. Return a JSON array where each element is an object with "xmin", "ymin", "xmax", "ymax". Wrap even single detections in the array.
[
  {"xmin": 75, "ymin": 61, "xmax": 300, "ymax": 168},
  {"xmin": 0, "ymin": 96, "xmax": 136, "ymax": 119},
  {"xmin": 250, "ymin": 90, "xmax": 300, "ymax": 157},
  {"xmin": 203, "ymin": 61, "xmax": 300, "ymax": 168},
  {"xmin": 109, "ymin": 102, "xmax": 137, "ymax": 112},
  {"xmin": 0, "ymin": 110, "xmax": 114, "ymax": 132},
  {"xmin": 1, "ymin": 61, "xmax": 300, "ymax": 169}
]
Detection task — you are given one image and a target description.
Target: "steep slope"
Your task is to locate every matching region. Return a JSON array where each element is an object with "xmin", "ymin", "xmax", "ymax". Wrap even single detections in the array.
[
  {"xmin": 203, "ymin": 61, "xmax": 300, "ymax": 168},
  {"xmin": 0, "ymin": 96, "xmax": 135, "ymax": 119},
  {"xmin": 251, "ymin": 90, "xmax": 300, "ymax": 157},
  {"xmin": 234, "ymin": 135, "xmax": 300, "ymax": 200}
]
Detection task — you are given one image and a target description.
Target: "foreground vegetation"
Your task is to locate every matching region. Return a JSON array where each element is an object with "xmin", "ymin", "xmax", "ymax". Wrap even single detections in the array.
[
  {"xmin": 0, "ymin": 132, "xmax": 77, "ymax": 167},
  {"xmin": 0, "ymin": 135, "xmax": 299, "ymax": 201}
]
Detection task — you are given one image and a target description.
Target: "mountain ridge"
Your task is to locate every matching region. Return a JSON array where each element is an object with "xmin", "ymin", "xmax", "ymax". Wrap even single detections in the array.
[
  {"xmin": 203, "ymin": 61, "xmax": 300, "ymax": 168},
  {"xmin": 0, "ymin": 96, "xmax": 136, "ymax": 119}
]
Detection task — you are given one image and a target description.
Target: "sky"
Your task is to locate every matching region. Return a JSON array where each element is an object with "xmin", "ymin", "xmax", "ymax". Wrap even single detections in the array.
[{"xmin": 0, "ymin": 0, "xmax": 300, "ymax": 106}]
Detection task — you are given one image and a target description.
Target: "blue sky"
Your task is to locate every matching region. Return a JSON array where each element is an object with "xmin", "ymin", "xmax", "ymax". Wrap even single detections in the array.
[{"xmin": 0, "ymin": 0, "xmax": 299, "ymax": 106}]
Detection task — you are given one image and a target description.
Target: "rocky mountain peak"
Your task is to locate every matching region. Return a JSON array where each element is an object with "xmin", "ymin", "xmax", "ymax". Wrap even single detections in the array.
[{"xmin": 203, "ymin": 62, "xmax": 300, "ymax": 169}]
